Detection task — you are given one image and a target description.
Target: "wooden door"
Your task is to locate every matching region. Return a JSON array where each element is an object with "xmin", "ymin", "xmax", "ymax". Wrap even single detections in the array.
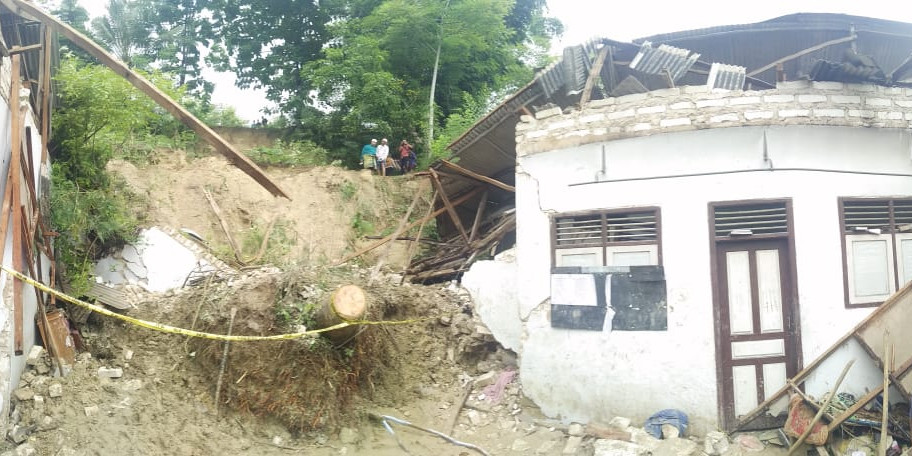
[{"xmin": 716, "ymin": 239, "xmax": 800, "ymax": 429}]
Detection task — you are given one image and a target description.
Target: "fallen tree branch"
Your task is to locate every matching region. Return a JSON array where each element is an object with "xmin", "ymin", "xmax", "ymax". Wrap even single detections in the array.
[{"xmin": 369, "ymin": 412, "xmax": 491, "ymax": 456}]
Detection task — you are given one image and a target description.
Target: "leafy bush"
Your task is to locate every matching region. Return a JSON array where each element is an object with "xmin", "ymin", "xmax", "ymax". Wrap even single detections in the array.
[
  {"xmin": 50, "ymin": 54, "xmax": 184, "ymax": 291},
  {"xmin": 245, "ymin": 139, "xmax": 330, "ymax": 167}
]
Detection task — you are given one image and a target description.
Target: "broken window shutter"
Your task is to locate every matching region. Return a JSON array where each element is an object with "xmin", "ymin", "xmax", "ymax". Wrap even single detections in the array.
[
  {"xmin": 714, "ymin": 202, "xmax": 788, "ymax": 237},
  {"xmin": 555, "ymin": 214, "xmax": 603, "ymax": 247},
  {"xmin": 605, "ymin": 211, "xmax": 658, "ymax": 242},
  {"xmin": 843, "ymin": 199, "xmax": 891, "ymax": 233}
]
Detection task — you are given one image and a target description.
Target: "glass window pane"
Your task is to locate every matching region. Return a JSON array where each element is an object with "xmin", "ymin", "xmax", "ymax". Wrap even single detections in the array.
[{"xmin": 852, "ymin": 239, "xmax": 891, "ymax": 297}]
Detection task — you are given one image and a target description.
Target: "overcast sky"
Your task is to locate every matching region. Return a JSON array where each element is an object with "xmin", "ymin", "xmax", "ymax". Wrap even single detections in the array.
[{"xmin": 77, "ymin": 0, "xmax": 912, "ymax": 122}]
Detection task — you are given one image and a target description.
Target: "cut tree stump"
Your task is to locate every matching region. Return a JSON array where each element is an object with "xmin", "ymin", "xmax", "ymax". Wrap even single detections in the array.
[{"xmin": 314, "ymin": 285, "xmax": 368, "ymax": 345}]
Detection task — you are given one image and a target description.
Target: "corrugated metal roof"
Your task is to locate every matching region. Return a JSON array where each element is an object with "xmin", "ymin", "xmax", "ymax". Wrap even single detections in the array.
[
  {"xmin": 629, "ymin": 41, "xmax": 700, "ymax": 81},
  {"xmin": 809, "ymin": 59, "xmax": 886, "ymax": 84},
  {"xmin": 707, "ymin": 63, "xmax": 746, "ymax": 90}
]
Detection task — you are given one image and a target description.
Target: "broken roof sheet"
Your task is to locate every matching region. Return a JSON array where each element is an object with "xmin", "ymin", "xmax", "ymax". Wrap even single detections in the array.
[{"xmin": 629, "ymin": 41, "xmax": 700, "ymax": 82}]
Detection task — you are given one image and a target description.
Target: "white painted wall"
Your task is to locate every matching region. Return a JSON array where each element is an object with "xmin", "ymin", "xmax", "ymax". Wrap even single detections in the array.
[
  {"xmin": 461, "ymin": 249, "xmax": 522, "ymax": 351},
  {"xmin": 513, "ymin": 125, "xmax": 912, "ymax": 433}
]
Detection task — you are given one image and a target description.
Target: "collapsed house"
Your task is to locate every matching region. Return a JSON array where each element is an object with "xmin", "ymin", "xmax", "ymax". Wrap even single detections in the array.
[{"xmin": 443, "ymin": 13, "xmax": 912, "ymax": 433}]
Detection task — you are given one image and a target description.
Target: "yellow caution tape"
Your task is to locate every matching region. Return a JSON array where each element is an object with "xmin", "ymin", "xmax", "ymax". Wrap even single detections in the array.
[{"xmin": 0, "ymin": 265, "xmax": 422, "ymax": 341}]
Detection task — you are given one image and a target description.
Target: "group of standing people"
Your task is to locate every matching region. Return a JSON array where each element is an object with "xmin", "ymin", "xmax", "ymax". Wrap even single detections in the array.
[{"xmin": 360, "ymin": 138, "xmax": 417, "ymax": 176}]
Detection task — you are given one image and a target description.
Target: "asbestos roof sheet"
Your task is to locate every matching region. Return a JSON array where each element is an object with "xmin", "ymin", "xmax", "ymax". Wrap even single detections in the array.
[{"xmin": 629, "ymin": 41, "xmax": 700, "ymax": 82}]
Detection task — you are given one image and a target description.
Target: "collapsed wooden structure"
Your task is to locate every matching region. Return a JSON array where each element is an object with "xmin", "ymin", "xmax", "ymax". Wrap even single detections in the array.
[{"xmin": 737, "ymin": 278, "xmax": 912, "ymax": 441}]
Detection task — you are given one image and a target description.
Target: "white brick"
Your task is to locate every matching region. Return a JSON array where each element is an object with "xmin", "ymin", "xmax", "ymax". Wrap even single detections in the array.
[
  {"xmin": 589, "ymin": 98, "xmax": 616, "ymax": 108},
  {"xmin": 628, "ymin": 122, "xmax": 653, "ymax": 132},
  {"xmin": 534, "ymin": 107, "xmax": 562, "ymax": 119},
  {"xmin": 547, "ymin": 119, "xmax": 574, "ymax": 130},
  {"xmin": 744, "ymin": 111, "xmax": 774, "ymax": 120},
  {"xmin": 560, "ymin": 129, "xmax": 591, "ymax": 138},
  {"xmin": 830, "ymin": 95, "xmax": 862, "ymax": 104},
  {"xmin": 729, "ymin": 96, "xmax": 761, "ymax": 105},
  {"xmin": 866, "ymin": 98, "xmax": 892, "ymax": 107},
  {"xmin": 710, "ymin": 113, "xmax": 739, "ymax": 123},
  {"xmin": 607, "ymin": 109, "xmax": 636, "ymax": 120},
  {"xmin": 905, "ymin": 88, "xmax": 912, "ymax": 97},
  {"xmin": 650, "ymin": 88, "xmax": 681, "ymax": 97},
  {"xmin": 637, "ymin": 105, "xmax": 667, "ymax": 115},
  {"xmin": 778, "ymin": 109, "xmax": 810, "ymax": 118},
  {"xmin": 879, "ymin": 87, "xmax": 904, "ymax": 95},
  {"xmin": 696, "ymin": 99, "xmax": 727, "ymax": 108},
  {"xmin": 660, "ymin": 118, "xmax": 692, "ymax": 127},
  {"xmin": 683, "ymin": 85, "xmax": 709, "ymax": 94},
  {"xmin": 592, "ymin": 128, "xmax": 608, "ymax": 136},
  {"xmin": 848, "ymin": 109, "xmax": 876, "ymax": 118},
  {"xmin": 615, "ymin": 93, "xmax": 649, "ymax": 104},
  {"xmin": 763, "ymin": 94, "xmax": 795, "ymax": 103},
  {"xmin": 877, "ymin": 111, "xmax": 904, "ymax": 120},
  {"xmin": 516, "ymin": 122, "xmax": 535, "ymax": 132},
  {"xmin": 906, "ymin": 113, "xmax": 912, "ymax": 121},
  {"xmin": 519, "ymin": 115, "xmax": 534, "ymax": 123},
  {"xmin": 777, "ymin": 80, "xmax": 810, "ymax": 90},
  {"xmin": 798, "ymin": 94, "xmax": 827, "ymax": 103},
  {"xmin": 894, "ymin": 100, "xmax": 912, "ymax": 108},
  {"xmin": 811, "ymin": 81, "xmax": 845, "ymax": 90},
  {"xmin": 579, "ymin": 113, "xmax": 606, "ymax": 124},
  {"xmin": 846, "ymin": 84, "xmax": 876, "ymax": 92},
  {"xmin": 813, "ymin": 109, "xmax": 845, "ymax": 118},
  {"xmin": 526, "ymin": 130, "xmax": 548, "ymax": 138},
  {"xmin": 669, "ymin": 101, "xmax": 694, "ymax": 110}
]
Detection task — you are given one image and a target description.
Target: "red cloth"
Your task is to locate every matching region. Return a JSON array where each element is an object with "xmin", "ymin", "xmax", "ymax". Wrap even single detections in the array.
[{"xmin": 783, "ymin": 394, "xmax": 829, "ymax": 445}]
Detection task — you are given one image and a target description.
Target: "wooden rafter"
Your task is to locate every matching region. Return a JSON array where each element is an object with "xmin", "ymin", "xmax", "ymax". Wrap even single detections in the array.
[
  {"xmin": 438, "ymin": 159, "xmax": 514, "ymax": 192},
  {"xmin": 747, "ymin": 34, "xmax": 857, "ymax": 78},
  {"xmin": 1, "ymin": 0, "xmax": 290, "ymax": 199},
  {"xmin": 580, "ymin": 45, "xmax": 611, "ymax": 107},
  {"xmin": 468, "ymin": 190, "xmax": 488, "ymax": 243},
  {"xmin": 429, "ymin": 169, "xmax": 469, "ymax": 244},
  {"xmin": 9, "ymin": 54, "xmax": 23, "ymax": 355}
]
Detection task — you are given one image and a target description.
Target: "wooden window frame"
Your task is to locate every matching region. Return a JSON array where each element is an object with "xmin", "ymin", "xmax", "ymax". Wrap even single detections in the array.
[
  {"xmin": 551, "ymin": 207, "xmax": 662, "ymax": 268},
  {"xmin": 839, "ymin": 197, "xmax": 912, "ymax": 308}
]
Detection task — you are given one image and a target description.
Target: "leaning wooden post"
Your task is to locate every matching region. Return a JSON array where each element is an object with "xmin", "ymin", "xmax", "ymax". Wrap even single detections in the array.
[
  {"xmin": 879, "ymin": 340, "xmax": 893, "ymax": 456},
  {"xmin": 787, "ymin": 359, "xmax": 854, "ymax": 455},
  {"xmin": 313, "ymin": 285, "xmax": 368, "ymax": 345}
]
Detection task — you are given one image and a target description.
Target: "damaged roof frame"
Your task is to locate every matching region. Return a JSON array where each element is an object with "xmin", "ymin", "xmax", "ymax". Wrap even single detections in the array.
[{"xmin": 0, "ymin": 0, "xmax": 290, "ymax": 199}]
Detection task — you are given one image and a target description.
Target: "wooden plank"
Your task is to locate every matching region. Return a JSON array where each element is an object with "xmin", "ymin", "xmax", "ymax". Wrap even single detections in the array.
[
  {"xmin": 468, "ymin": 190, "xmax": 488, "ymax": 243},
  {"xmin": 438, "ymin": 159, "xmax": 514, "ymax": 192},
  {"xmin": 369, "ymin": 185, "xmax": 424, "ymax": 285},
  {"xmin": 852, "ymin": 333, "xmax": 911, "ymax": 399},
  {"xmin": 9, "ymin": 54, "xmax": 23, "ymax": 355},
  {"xmin": 39, "ymin": 25, "xmax": 51, "ymax": 166},
  {"xmin": 747, "ymin": 35, "xmax": 856, "ymax": 77},
  {"xmin": 786, "ymin": 360, "xmax": 853, "ymax": 455},
  {"xmin": 334, "ymin": 187, "xmax": 483, "ymax": 266},
  {"xmin": 401, "ymin": 191, "xmax": 438, "ymax": 282},
  {"xmin": 0, "ymin": 0, "xmax": 289, "ymax": 199},
  {"xmin": 429, "ymin": 169, "xmax": 469, "ymax": 245},
  {"xmin": 203, "ymin": 189, "xmax": 243, "ymax": 265},
  {"xmin": 580, "ymin": 45, "xmax": 611, "ymax": 106},
  {"xmin": 8, "ymin": 43, "xmax": 42, "ymax": 54},
  {"xmin": 828, "ymin": 385, "xmax": 884, "ymax": 428}
]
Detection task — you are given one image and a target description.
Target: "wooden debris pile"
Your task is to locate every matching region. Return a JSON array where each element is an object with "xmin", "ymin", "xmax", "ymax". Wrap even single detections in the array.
[{"xmin": 406, "ymin": 208, "xmax": 515, "ymax": 282}]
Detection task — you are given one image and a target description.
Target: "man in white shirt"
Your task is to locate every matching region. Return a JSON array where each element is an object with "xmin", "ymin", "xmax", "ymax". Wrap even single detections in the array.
[{"xmin": 376, "ymin": 138, "xmax": 390, "ymax": 176}]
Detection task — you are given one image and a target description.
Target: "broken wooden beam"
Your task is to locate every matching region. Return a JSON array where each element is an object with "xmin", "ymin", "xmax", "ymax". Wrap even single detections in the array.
[
  {"xmin": 429, "ymin": 169, "xmax": 470, "ymax": 245},
  {"xmin": 468, "ymin": 190, "xmax": 489, "ymax": 243},
  {"xmin": 438, "ymin": 160, "xmax": 515, "ymax": 192},
  {"xmin": 747, "ymin": 34, "xmax": 856, "ymax": 78},
  {"xmin": 10, "ymin": 55, "xmax": 23, "ymax": 355},
  {"xmin": 787, "ymin": 360, "xmax": 854, "ymax": 455},
  {"xmin": 580, "ymin": 45, "xmax": 611, "ymax": 106},
  {"xmin": 334, "ymin": 187, "xmax": 483, "ymax": 265},
  {"xmin": 1, "ymin": 0, "xmax": 290, "ymax": 199}
]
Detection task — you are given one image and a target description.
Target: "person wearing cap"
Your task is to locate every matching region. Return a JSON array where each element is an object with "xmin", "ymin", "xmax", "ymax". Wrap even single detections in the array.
[
  {"xmin": 376, "ymin": 138, "xmax": 390, "ymax": 176},
  {"xmin": 361, "ymin": 139, "xmax": 378, "ymax": 172}
]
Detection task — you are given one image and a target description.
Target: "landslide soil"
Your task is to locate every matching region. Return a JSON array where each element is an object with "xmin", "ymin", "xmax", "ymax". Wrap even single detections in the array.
[{"xmin": 3, "ymin": 151, "xmax": 574, "ymax": 455}]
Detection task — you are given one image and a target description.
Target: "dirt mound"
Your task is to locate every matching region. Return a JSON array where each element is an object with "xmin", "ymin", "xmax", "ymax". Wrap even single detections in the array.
[{"xmin": 108, "ymin": 151, "xmax": 427, "ymax": 268}]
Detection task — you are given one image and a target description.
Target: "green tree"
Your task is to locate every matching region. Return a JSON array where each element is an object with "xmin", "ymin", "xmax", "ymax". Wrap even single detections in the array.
[
  {"xmin": 90, "ymin": 0, "xmax": 155, "ymax": 67},
  {"xmin": 148, "ymin": 0, "xmax": 215, "ymax": 99},
  {"xmin": 50, "ymin": 0, "xmax": 90, "ymax": 34}
]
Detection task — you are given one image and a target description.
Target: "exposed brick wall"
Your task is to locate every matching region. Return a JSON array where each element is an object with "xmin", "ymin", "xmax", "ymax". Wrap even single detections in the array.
[{"xmin": 516, "ymin": 81, "xmax": 912, "ymax": 156}]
